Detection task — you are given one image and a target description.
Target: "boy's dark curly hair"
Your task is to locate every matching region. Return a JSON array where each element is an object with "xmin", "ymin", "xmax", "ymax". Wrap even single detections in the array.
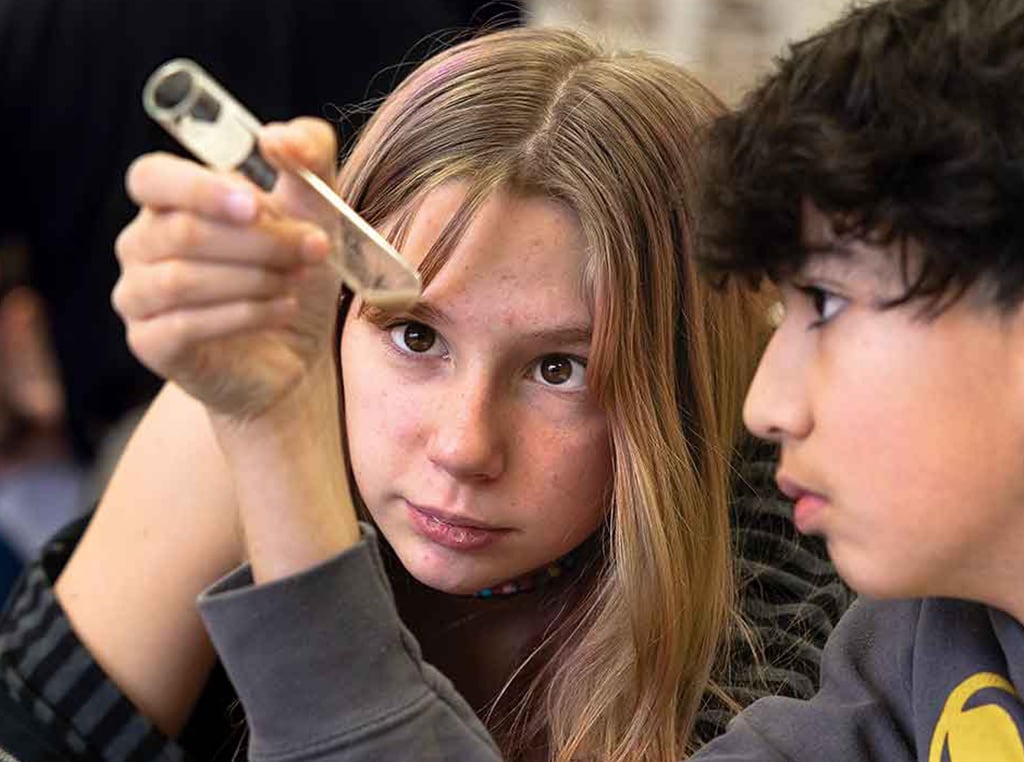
[{"xmin": 699, "ymin": 0, "xmax": 1024, "ymax": 310}]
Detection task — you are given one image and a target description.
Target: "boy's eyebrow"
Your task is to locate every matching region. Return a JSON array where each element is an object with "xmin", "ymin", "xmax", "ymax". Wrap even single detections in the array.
[
  {"xmin": 801, "ymin": 241, "xmax": 897, "ymax": 284},
  {"xmin": 799, "ymin": 248, "xmax": 856, "ymax": 278}
]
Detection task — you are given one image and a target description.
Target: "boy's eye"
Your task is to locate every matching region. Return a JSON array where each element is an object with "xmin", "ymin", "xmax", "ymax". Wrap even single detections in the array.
[
  {"xmin": 798, "ymin": 286, "xmax": 848, "ymax": 327},
  {"xmin": 533, "ymin": 354, "xmax": 587, "ymax": 390},
  {"xmin": 390, "ymin": 322, "xmax": 445, "ymax": 356}
]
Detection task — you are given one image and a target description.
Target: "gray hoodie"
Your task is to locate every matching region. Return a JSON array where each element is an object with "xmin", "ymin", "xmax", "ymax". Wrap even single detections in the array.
[
  {"xmin": 199, "ymin": 533, "xmax": 1024, "ymax": 761},
  {"xmin": 694, "ymin": 598, "xmax": 1024, "ymax": 761}
]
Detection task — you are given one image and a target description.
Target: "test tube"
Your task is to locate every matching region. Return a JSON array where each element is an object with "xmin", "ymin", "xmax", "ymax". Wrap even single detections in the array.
[{"xmin": 142, "ymin": 59, "xmax": 421, "ymax": 311}]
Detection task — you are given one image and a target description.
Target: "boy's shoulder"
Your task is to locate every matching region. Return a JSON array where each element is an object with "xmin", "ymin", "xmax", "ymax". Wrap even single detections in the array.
[
  {"xmin": 850, "ymin": 596, "xmax": 1021, "ymax": 691},
  {"xmin": 910, "ymin": 597, "xmax": 1024, "ymax": 759},
  {"xmin": 698, "ymin": 597, "xmax": 1024, "ymax": 760}
]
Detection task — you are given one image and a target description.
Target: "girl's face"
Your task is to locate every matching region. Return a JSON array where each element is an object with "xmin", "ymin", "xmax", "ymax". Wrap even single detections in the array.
[{"xmin": 340, "ymin": 183, "xmax": 612, "ymax": 594}]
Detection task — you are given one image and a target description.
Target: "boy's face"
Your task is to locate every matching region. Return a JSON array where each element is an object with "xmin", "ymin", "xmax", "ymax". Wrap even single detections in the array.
[{"xmin": 744, "ymin": 201, "xmax": 1024, "ymax": 615}]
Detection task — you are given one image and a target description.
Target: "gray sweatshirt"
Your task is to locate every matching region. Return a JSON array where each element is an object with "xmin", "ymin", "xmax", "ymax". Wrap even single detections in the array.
[
  {"xmin": 693, "ymin": 597, "xmax": 1024, "ymax": 760},
  {"xmin": 199, "ymin": 531, "xmax": 1024, "ymax": 761},
  {"xmin": 0, "ymin": 444, "xmax": 850, "ymax": 760},
  {"xmin": 197, "ymin": 529, "xmax": 501, "ymax": 761}
]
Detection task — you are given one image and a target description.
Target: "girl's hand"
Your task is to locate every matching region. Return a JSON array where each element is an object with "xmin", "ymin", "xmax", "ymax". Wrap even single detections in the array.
[{"xmin": 113, "ymin": 118, "xmax": 344, "ymax": 420}]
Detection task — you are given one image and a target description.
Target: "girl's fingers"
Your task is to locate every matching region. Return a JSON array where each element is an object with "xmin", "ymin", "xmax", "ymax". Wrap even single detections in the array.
[
  {"xmin": 126, "ymin": 153, "xmax": 260, "ymax": 224},
  {"xmin": 259, "ymin": 118, "xmax": 338, "ymax": 182},
  {"xmin": 127, "ymin": 118, "xmax": 338, "ymax": 228},
  {"xmin": 112, "ymin": 260, "xmax": 304, "ymax": 320},
  {"xmin": 126, "ymin": 298, "xmax": 298, "ymax": 372},
  {"xmin": 116, "ymin": 208, "xmax": 331, "ymax": 270},
  {"xmin": 258, "ymin": 119, "xmax": 340, "ymax": 222}
]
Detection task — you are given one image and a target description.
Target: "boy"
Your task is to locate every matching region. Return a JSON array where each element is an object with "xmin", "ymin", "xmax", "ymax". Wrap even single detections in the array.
[{"xmin": 694, "ymin": 0, "xmax": 1024, "ymax": 758}]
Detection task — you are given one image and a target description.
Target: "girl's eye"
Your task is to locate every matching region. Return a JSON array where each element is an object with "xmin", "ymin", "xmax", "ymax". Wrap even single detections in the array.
[
  {"xmin": 798, "ymin": 286, "xmax": 848, "ymax": 327},
  {"xmin": 533, "ymin": 354, "xmax": 587, "ymax": 390},
  {"xmin": 389, "ymin": 322, "xmax": 445, "ymax": 356}
]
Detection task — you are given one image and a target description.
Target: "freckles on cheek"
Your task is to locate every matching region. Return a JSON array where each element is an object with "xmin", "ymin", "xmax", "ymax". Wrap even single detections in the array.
[
  {"xmin": 347, "ymin": 385, "xmax": 416, "ymax": 500},
  {"xmin": 360, "ymin": 385, "xmax": 399, "ymax": 440},
  {"xmin": 375, "ymin": 386, "xmax": 427, "ymax": 445},
  {"xmin": 550, "ymin": 431, "xmax": 610, "ymax": 495},
  {"xmin": 551, "ymin": 447, "xmax": 612, "ymax": 537}
]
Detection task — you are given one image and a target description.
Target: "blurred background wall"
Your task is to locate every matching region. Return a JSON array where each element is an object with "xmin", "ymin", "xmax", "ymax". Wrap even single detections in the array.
[
  {"xmin": 0, "ymin": 0, "xmax": 521, "ymax": 594},
  {"xmin": 0, "ymin": 0, "xmax": 853, "ymax": 593},
  {"xmin": 529, "ymin": 0, "xmax": 851, "ymax": 103}
]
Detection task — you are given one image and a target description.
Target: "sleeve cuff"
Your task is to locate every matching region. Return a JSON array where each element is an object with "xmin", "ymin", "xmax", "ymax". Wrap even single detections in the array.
[{"xmin": 196, "ymin": 523, "xmax": 444, "ymax": 758}]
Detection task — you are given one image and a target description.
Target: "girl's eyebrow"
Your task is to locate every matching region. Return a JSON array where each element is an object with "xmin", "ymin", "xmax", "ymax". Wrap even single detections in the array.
[
  {"xmin": 519, "ymin": 325, "xmax": 593, "ymax": 346},
  {"xmin": 361, "ymin": 301, "xmax": 592, "ymax": 346},
  {"xmin": 360, "ymin": 301, "xmax": 449, "ymax": 328}
]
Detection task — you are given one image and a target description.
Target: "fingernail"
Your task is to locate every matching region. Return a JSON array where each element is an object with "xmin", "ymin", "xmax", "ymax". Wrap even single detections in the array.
[
  {"xmin": 302, "ymin": 230, "xmax": 331, "ymax": 263},
  {"xmin": 260, "ymin": 124, "xmax": 288, "ymax": 150},
  {"xmin": 225, "ymin": 190, "xmax": 257, "ymax": 222},
  {"xmin": 277, "ymin": 296, "xmax": 299, "ymax": 313},
  {"xmin": 261, "ymin": 123, "xmax": 286, "ymax": 138}
]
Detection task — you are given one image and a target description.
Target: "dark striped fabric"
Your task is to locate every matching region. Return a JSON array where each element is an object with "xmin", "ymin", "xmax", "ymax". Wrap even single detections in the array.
[
  {"xmin": 0, "ymin": 443, "xmax": 851, "ymax": 759},
  {"xmin": 694, "ymin": 444, "xmax": 855, "ymax": 745},
  {"xmin": 0, "ymin": 519, "xmax": 187, "ymax": 761}
]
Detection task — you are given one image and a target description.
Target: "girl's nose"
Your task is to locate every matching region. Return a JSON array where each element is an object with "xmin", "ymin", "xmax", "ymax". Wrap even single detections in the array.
[{"xmin": 426, "ymin": 376, "xmax": 506, "ymax": 481}]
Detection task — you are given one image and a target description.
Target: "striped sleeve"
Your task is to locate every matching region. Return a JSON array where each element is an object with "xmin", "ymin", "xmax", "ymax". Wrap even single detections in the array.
[
  {"xmin": 694, "ymin": 442, "xmax": 856, "ymax": 745},
  {"xmin": 0, "ymin": 517, "xmax": 189, "ymax": 761}
]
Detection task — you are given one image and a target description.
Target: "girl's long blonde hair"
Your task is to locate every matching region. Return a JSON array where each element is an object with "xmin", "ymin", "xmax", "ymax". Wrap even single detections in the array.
[{"xmin": 335, "ymin": 27, "xmax": 767, "ymax": 761}]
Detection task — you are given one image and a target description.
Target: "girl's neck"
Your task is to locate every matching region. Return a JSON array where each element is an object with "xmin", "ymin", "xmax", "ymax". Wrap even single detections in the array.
[
  {"xmin": 380, "ymin": 537, "xmax": 599, "ymax": 716},
  {"xmin": 390, "ymin": 567, "xmax": 550, "ymax": 711}
]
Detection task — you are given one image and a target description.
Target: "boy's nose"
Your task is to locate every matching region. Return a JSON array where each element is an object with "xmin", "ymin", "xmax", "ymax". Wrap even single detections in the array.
[
  {"xmin": 426, "ymin": 378, "xmax": 506, "ymax": 481},
  {"xmin": 743, "ymin": 328, "xmax": 813, "ymax": 443}
]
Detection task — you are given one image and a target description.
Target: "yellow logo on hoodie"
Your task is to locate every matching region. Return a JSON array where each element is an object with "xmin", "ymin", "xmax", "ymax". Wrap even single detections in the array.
[{"xmin": 929, "ymin": 672, "xmax": 1024, "ymax": 762}]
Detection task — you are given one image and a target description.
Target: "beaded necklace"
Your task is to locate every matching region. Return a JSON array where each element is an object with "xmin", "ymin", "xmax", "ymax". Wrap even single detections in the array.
[{"xmin": 473, "ymin": 546, "xmax": 581, "ymax": 598}]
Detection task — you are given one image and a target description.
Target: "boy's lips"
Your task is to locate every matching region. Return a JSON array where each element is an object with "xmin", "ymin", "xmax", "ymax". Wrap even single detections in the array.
[{"xmin": 776, "ymin": 476, "xmax": 828, "ymax": 534}]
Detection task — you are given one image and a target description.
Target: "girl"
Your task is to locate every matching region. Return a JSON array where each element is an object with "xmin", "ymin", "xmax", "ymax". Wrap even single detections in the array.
[{"xmin": 0, "ymin": 27, "xmax": 847, "ymax": 762}]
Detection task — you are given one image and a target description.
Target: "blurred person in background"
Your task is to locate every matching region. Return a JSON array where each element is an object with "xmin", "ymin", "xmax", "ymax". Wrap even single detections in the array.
[
  {"xmin": 0, "ymin": 236, "xmax": 86, "ymax": 596},
  {"xmin": 0, "ymin": 0, "xmax": 519, "ymax": 596},
  {"xmin": 0, "ymin": 0, "xmax": 521, "ymax": 476}
]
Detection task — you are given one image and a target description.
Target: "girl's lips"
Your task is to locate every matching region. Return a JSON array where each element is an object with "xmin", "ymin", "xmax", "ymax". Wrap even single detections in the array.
[{"xmin": 406, "ymin": 503, "xmax": 508, "ymax": 551}]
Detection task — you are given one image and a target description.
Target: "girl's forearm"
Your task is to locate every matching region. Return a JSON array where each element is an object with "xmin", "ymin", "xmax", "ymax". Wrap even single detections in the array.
[
  {"xmin": 210, "ymin": 359, "xmax": 360, "ymax": 586},
  {"xmin": 54, "ymin": 383, "xmax": 244, "ymax": 735}
]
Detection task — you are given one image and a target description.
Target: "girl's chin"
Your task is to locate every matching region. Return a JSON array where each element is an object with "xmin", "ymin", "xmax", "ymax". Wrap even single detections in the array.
[
  {"xmin": 405, "ymin": 563, "xmax": 492, "ymax": 595},
  {"xmin": 392, "ymin": 544, "xmax": 497, "ymax": 595},
  {"xmin": 378, "ymin": 521, "xmax": 529, "ymax": 595}
]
